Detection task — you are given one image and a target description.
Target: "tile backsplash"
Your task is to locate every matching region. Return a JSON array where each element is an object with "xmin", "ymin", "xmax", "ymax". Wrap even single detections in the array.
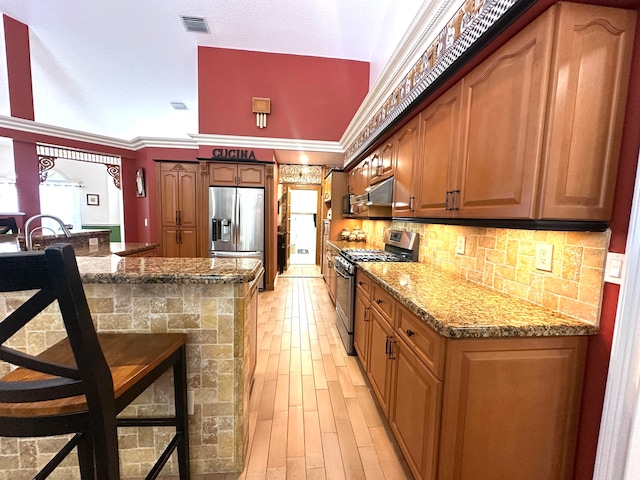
[{"xmin": 362, "ymin": 220, "xmax": 609, "ymax": 325}]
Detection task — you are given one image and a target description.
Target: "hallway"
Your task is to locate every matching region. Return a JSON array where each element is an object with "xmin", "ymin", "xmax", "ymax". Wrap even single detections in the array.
[{"xmin": 239, "ymin": 276, "xmax": 411, "ymax": 479}]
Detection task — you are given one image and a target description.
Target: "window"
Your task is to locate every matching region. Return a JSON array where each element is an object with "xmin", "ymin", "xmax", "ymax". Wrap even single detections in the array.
[
  {"xmin": 0, "ymin": 179, "xmax": 18, "ymax": 212},
  {"xmin": 39, "ymin": 170, "xmax": 82, "ymax": 233}
]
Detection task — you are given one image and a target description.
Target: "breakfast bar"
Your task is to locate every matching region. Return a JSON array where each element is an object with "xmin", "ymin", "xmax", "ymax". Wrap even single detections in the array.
[{"xmin": 0, "ymin": 253, "xmax": 263, "ymax": 478}]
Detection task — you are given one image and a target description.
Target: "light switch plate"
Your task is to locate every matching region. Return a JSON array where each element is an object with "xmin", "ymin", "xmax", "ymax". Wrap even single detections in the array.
[
  {"xmin": 604, "ymin": 252, "xmax": 626, "ymax": 285},
  {"xmin": 456, "ymin": 236, "xmax": 465, "ymax": 255},
  {"xmin": 535, "ymin": 243, "xmax": 553, "ymax": 272},
  {"xmin": 88, "ymin": 237, "xmax": 99, "ymax": 246}
]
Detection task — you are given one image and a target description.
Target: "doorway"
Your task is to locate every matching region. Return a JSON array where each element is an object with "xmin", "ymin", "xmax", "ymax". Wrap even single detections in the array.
[{"xmin": 287, "ymin": 186, "xmax": 321, "ymax": 266}]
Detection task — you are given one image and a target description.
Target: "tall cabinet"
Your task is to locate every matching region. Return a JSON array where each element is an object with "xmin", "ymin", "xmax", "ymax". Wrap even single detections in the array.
[{"xmin": 158, "ymin": 162, "xmax": 198, "ymax": 257}]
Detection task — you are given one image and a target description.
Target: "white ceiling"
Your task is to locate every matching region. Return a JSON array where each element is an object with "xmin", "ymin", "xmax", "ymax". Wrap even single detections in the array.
[{"xmin": 0, "ymin": 0, "xmax": 424, "ymax": 163}]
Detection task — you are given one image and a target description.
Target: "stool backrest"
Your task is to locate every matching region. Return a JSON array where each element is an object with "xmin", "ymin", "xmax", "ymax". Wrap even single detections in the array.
[
  {"xmin": 0, "ymin": 217, "xmax": 18, "ymax": 234},
  {"xmin": 0, "ymin": 244, "xmax": 113, "ymax": 409}
]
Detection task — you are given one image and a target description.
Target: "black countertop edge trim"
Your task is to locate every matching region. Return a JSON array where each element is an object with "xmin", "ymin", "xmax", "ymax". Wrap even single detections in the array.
[
  {"xmin": 392, "ymin": 217, "xmax": 610, "ymax": 232},
  {"xmin": 346, "ymin": 0, "xmax": 539, "ymax": 170}
]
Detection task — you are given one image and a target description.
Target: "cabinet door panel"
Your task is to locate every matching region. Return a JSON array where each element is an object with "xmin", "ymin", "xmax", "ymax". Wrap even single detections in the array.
[
  {"xmin": 390, "ymin": 337, "xmax": 442, "ymax": 480},
  {"xmin": 372, "ymin": 141, "xmax": 394, "ymax": 184},
  {"xmin": 160, "ymin": 170, "xmax": 179, "ymax": 226},
  {"xmin": 209, "ymin": 164, "xmax": 238, "ymax": 186},
  {"xmin": 238, "ymin": 165, "xmax": 265, "ymax": 186},
  {"xmin": 162, "ymin": 227, "xmax": 180, "ymax": 257},
  {"xmin": 457, "ymin": 11, "xmax": 554, "ymax": 218},
  {"xmin": 367, "ymin": 308, "xmax": 393, "ymax": 415},
  {"xmin": 178, "ymin": 172, "xmax": 197, "ymax": 227},
  {"xmin": 392, "ymin": 117, "xmax": 419, "ymax": 217},
  {"xmin": 438, "ymin": 336, "xmax": 586, "ymax": 480},
  {"xmin": 353, "ymin": 290, "xmax": 370, "ymax": 365},
  {"xmin": 179, "ymin": 228, "xmax": 198, "ymax": 257},
  {"xmin": 414, "ymin": 82, "xmax": 463, "ymax": 217},
  {"xmin": 539, "ymin": 3, "xmax": 636, "ymax": 220}
]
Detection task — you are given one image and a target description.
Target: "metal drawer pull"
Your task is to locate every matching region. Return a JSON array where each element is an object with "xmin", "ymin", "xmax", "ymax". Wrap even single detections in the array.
[
  {"xmin": 385, "ymin": 336, "xmax": 390, "ymax": 355},
  {"xmin": 406, "ymin": 329, "xmax": 415, "ymax": 337},
  {"xmin": 376, "ymin": 298, "xmax": 383, "ymax": 304}
]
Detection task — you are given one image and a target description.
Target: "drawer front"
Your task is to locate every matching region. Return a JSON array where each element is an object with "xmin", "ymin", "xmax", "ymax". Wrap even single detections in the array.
[
  {"xmin": 371, "ymin": 283, "xmax": 395, "ymax": 324},
  {"xmin": 356, "ymin": 269, "xmax": 372, "ymax": 300},
  {"xmin": 396, "ymin": 303, "xmax": 445, "ymax": 379}
]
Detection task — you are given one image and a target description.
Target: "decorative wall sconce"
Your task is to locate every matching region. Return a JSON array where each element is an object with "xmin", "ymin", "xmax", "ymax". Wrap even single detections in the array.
[{"xmin": 252, "ymin": 97, "xmax": 271, "ymax": 128}]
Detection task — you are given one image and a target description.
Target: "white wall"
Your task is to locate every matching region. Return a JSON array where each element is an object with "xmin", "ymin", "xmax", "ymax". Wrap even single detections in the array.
[{"xmin": 53, "ymin": 158, "xmax": 121, "ymax": 226}]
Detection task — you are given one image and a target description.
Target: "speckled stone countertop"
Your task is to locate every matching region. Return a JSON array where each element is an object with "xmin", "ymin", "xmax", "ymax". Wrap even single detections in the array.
[
  {"xmin": 328, "ymin": 240, "xmax": 378, "ymax": 251},
  {"xmin": 75, "ymin": 255, "xmax": 263, "ymax": 284},
  {"xmin": 109, "ymin": 242, "xmax": 159, "ymax": 256},
  {"xmin": 356, "ymin": 262, "xmax": 598, "ymax": 338}
]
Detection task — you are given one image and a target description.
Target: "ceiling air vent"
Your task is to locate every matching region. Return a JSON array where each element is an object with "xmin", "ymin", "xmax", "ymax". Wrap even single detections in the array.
[{"xmin": 180, "ymin": 16, "xmax": 209, "ymax": 33}]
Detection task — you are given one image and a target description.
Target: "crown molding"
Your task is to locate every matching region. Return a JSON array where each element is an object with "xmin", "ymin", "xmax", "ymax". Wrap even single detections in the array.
[
  {"xmin": 189, "ymin": 133, "xmax": 343, "ymax": 153},
  {"xmin": 0, "ymin": 114, "xmax": 345, "ymax": 154},
  {"xmin": 340, "ymin": 0, "xmax": 461, "ymax": 150},
  {"xmin": 0, "ymin": 115, "xmax": 135, "ymax": 150},
  {"xmin": 128, "ymin": 136, "xmax": 197, "ymax": 150}
]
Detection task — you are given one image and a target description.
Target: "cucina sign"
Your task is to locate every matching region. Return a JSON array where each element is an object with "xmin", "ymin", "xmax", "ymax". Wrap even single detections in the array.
[{"xmin": 211, "ymin": 148, "xmax": 257, "ymax": 160}]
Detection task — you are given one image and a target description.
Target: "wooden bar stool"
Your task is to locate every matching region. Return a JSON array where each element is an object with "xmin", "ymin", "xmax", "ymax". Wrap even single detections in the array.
[{"xmin": 0, "ymin": 244, "xmax": 190, "ymax": 479}]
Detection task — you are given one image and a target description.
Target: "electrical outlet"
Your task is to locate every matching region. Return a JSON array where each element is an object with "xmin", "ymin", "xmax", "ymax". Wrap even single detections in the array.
[
  {"xmin": 535, "ymin": 243, "xmax": 553, "ymax": 271},
  {"xmin": 88, "ymin": 237, "xmax": 99, "ymax": 246},
  {"xmin": 456, "ymin": 235, "xmax": 465, "ymax": 255}
]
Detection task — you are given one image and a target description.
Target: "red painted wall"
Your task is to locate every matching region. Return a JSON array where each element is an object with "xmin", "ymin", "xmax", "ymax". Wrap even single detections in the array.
[
  {"xmin": 3, "ymin": 15, "xmax": 34, "ymax": 120},
  {"xmin": 198, "ymin": 47, "xmax": 369, "ymax": 141}
]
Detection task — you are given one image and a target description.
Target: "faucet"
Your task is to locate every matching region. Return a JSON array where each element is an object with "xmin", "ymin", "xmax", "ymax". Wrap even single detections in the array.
[{"xmin": 24, "ymin": 214, "xmax": 72, "ymax": 251}]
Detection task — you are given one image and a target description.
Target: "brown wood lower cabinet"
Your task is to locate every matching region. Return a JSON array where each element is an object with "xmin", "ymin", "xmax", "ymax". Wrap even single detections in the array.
[
  {"xmin": 366, "ymin": 306, "xmax": 394, "ymax": 416},
  {"xmin": 438, "ymin": 336, "xmax": 586, "ymax": 480},
  {"xmin": 353, "ymin": 283, "xmax": 370, "ymax": 363},
  {"xmin": 389, "ymin": 334, "xmax": 442, "ymax": 480},
  {"xmin": 353, "ymin": 269, "xmax": 587, "ymax": 480}
]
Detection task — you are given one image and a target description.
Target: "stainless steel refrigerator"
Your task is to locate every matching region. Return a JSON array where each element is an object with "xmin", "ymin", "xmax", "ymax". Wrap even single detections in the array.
[{"xmin": 209, "ymin": 186, "xmax": 265, "ymax": 289}]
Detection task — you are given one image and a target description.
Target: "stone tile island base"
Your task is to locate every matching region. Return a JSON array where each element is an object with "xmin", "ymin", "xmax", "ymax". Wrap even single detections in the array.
[{"xmin": 0, "ymin": 257, "xmax": 261, "ymax": 479}]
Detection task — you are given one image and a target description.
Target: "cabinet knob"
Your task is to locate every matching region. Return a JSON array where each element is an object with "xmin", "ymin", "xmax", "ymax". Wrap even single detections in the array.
[
  {"xmin": 358, "ymin": 281, "xmax": 364, "ymax": 286},
  {"xmin": 376, "ymin": 299, "xmax": 383, "ymax": 304},
  {"xmin": 406, "ymin": 329, "xmax": 415, "ymax": 337}
]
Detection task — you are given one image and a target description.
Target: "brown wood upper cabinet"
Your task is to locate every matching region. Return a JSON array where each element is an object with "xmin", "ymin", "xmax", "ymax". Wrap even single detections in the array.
[
  {"xmin": 371, "ymin": 141, "xmax": 394, "ymax": 184},
  {"xmin": 209, "ymin": 163, "xmax": 265, "ymax": 187},
  {"xmin": 158, "ymin": 162, "xmax": 198, "ymax": 257},
  {"xmin": 392, "ymin": 116, "xmax": 420, "ymax": 217},
  {"xmin": 538, "ymin": 2, "xmax": 636, "ymax": 220},
  {"xmin": 391, "ymin": 2, "xmax": 635, "ymax": 221}
]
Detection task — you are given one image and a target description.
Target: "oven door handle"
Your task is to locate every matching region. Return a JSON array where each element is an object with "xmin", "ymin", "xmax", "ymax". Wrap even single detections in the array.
[{"xmin": 334, "ymin": 266, "xmax": 351, "ymax": 279}]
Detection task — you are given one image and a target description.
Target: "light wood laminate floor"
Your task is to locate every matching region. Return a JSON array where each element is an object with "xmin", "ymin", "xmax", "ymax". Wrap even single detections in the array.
[
  {"xmin": 160, "ymin": 277, "xmax": 411, "ymax": 480},
  {"xmin": 206, "ymin": 277, "xmax": 411, "ymax": 479}
]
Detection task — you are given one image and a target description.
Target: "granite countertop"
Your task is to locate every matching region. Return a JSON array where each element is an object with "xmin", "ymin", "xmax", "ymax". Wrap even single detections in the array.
[
  {"xmin": 356, "ymin": 262, "xmax": 598, "ymax": 338},
  {"xmin": 328, "ymin": 240, "xmax": 378, "ymax": 250},
  {"xmin": 110, "ymin": 242, "xmax": 160, "ymax": 256},
  {"xmin": 76, "ymin": 256, "xmax": 263, "ymax": 285}
]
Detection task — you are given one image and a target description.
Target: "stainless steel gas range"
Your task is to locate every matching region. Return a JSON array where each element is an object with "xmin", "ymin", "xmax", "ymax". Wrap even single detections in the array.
[{"xmin": 334, "ymin": 230, "xmax": 419, "ymax": 355}]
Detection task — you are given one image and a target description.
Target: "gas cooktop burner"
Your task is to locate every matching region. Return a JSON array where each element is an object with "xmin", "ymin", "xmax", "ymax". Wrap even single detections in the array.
[{"xmin": 340, "ymin": 249, "xmax": 408, "ymax": 263}]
